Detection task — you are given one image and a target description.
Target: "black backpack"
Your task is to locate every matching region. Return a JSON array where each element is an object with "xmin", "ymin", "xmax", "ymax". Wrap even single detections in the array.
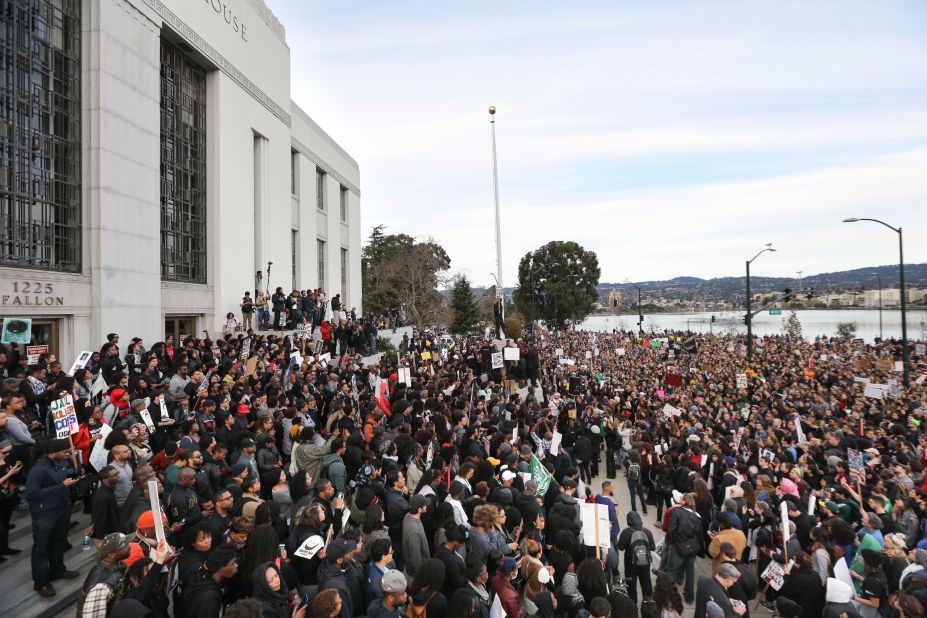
[{"xmin": 627, "ymin": 463, "xmax": 641, "ymax": 482}]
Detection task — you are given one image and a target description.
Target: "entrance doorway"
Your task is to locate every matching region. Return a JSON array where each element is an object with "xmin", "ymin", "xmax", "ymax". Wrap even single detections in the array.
[
  {"xmin": 164, "ymin": 316, "xmax": 197, "ymax": 343},
  {"xmin": 31, "ymin": 319, "xmax": 60, "ymax": 357}
]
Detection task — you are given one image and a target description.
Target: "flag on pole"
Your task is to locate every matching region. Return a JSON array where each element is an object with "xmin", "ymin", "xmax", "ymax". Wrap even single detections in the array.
[{"xmin": 530, "ymin": 455, "xmax": 553, "ymax": 496}]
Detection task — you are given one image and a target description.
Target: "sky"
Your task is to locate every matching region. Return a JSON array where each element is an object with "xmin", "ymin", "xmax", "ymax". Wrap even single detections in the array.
[{"xmin": 265, "ymin": 0, "xmax": 927, "ymax": 288}]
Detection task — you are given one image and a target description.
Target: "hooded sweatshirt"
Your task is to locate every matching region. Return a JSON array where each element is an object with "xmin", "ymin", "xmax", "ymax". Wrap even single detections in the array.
[
  {"xmin": 822, "ymin": 578, "xmax": 861, "ymax": 618},
  {"xmin": 616, "ymin": 511, "xmax": 656, "ymax": 569},
  {"xmin": 252, "ymin": 562, "xmax": 290, "ymax": 618},
  {"xmin": 320, "ymin": 452, "xmax": 348, "ymax": 493}
]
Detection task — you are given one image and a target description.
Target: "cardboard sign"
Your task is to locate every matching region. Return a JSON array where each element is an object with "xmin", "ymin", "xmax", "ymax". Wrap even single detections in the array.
[
  {"xmin": 876, "ymin": 359, "xmax": 893, "ymax": 372},
  {"xmin": 147, "ymin": 479, "xmax": 167, "ymax": 545},
  {"xmin": 0, "ymin": 318, "xmax": 31, "ymax": 344},
  {"xmin": 139, "ymin": 408, "xmax": 155, "ymax": 433},
  {"xmin": 761, "ymin": 560, "xmax": 786, "ymax": 591},
  {"xmin": 397, "ymin": 367, "xmax": 412, "ymax": 387},
  {"xmin": 549, "ymin": 431, "xmax": 563, "ymax": 455},
  {"xmin": 89, "ymin": 424, "xmax": 113, "ymax": 472},
  {"xmin": 245, "ymin": 356, "xmax": 258, "ymax": 377},
  {"xmin": 580, "ymin": 502, "xmax": 611, "ymax": 549},
  {"xmin": 503, "ymin": 347, "xmax": 520, "ymax": 361},
  {"xmin": 26, "ymin": 344, "xmax": 48, "ymax": 365},
  {"xmin": 864, "ymin": 383, "xmax": 888, "ymax": 399},
  {"xmin": 68, "ymin": 351, "xmax": 92, "ymax": 375},
  {"xmin": 491, "ymin": 352, "xmax": 504, "ymax": 369},
  {"xmin": 50, "ymin": 395, "xmax": 78, "ymax": 438},
  {"xmin": 847, "ymin": 448, "xmax": 865, "ymax": 481}
]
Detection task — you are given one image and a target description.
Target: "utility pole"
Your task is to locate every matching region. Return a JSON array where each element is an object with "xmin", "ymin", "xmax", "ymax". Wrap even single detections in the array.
[
  {"xmin": 489, "ymin": 106, "xmax": 504, "ymax": 338},
  {"xmin": 745, "ymin": 244, "xmax": 776, "ymax": 363}
]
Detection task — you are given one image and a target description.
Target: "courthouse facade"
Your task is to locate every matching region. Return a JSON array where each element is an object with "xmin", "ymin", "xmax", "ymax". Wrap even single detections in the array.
[{"xmin": 1, "ymin": 0, "xmax": 362, "ymax": 361}]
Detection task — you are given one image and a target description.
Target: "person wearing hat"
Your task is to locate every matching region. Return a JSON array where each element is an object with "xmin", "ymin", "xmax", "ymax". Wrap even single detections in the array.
[
  {"xmin": 77, "ymin": 532, "xmax": 135, "ymax": 615},
  {"xmin": 318, "ymin": 537, "xmax": 358, "ymax": 618},
  {"xmin": 491, "ymin": 557, "xmax": 523, "ymax": 618},
  {"xmin": 403, "ymin": 494, "xmax": 430, "ymax": 580},
  {"xmin": 693, "ymin": 562, "xmax": 746, "ymax": 618},
  {"xmin": 367, "ymin": 570, "xmax": 408, "ymax": 618},
  {"xmin": 24, "ymin": 436, "xmax": 81, "ymax": 597},
  {"xmin": 853, "ymin": 548, "xmax": 889, "ymax": 617},
  {"xmin": 182, "ymin": 543, "xmax": 240, "ymax": 617}
]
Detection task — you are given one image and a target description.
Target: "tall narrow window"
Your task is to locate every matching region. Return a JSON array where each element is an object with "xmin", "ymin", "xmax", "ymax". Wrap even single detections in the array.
[
  {"xmin": 340, "ymin": 248, "xmax": 348, "ymax": 302},
  {"xmin": 339, "ymin": 186, "xmax": 348, "ymax": 222},
  {"xmin": 316, "ymin": 170, "xmax": 325, "ymax": 211},
  {"xmin": 160, "ymin": 40, "xmax": 207, "ymax": 283},
  {"xmin": 290, "ymin": 150, "xmax": 299, "ymax": 196},
  {"xmin": 291, "ymin": 230, "xmax": 298, "ymax": 289},
  {"xmin": 0, "ymin": 0, "xmax": 82, "ymax": 272},
  {"xmin": 317, "ymin": 239, "xmax": 326, "ymax": 289}
]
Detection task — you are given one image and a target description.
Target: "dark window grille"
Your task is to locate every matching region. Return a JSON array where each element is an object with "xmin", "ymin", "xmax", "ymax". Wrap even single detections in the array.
[
  {"xmin": 160, "ymin": 40, "xmax": 206, "ymax": 283},
  {"xmin": 0, "ymin": 0, "xmax": 81, "ymax": 272}
]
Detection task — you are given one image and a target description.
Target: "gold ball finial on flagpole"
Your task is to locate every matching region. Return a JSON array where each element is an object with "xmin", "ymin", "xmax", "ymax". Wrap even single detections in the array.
[{"xmin": 488, "ymin": 105, "xmax": 496, "ymax": 115}]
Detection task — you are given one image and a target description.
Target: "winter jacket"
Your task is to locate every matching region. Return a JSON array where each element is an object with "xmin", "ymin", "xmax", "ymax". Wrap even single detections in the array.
[
  {"xmin": 182, "ymin": 574, "xmax": 226, "ymax": 618},
  {"xmin": 402, "ymin": 514, "xmax": 430, "ymax": 579},
  {"xmin": 293, "ymin": 434, "xmax": 336, "ymax": 480},
  {"xmin": 616, "ymin": 511, "xmax": 656, "ymax": 569},
  {"xmin": 320, "ymin": 453, "xmax": 348, "ymax": 493},
  {"xmin": 491, "ymin": 571, "xmax": 524, "ymax": 618}
]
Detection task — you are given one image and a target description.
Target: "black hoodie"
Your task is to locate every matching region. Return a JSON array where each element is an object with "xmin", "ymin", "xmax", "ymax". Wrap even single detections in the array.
[
  {"xmin": 182, "ymin": 573, "xmax": 226, "ymax": 618},
  {"xmin": 616, "ymin": 511, "xmax": 656, "ymax": 569}
]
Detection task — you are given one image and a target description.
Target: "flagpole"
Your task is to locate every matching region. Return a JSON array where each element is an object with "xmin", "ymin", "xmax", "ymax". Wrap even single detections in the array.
[{"xmin": 489, "ymin": 106, "xmax": 505, "ymax": 338}]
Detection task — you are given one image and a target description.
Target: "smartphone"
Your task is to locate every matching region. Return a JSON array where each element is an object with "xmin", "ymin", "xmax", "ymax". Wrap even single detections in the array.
[
  {"xmin": 279, "ymin": 543, "xmax": 286, "ymax": 554},
  {"xmin": 337, "ymin": 492, "xmax": 344, "ymax": 501}
]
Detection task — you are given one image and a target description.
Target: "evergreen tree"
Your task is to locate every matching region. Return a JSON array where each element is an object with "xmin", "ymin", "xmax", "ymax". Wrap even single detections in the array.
[{"xmin": 450, "ymin": 276, "xmax": 479, "ymax": 334}]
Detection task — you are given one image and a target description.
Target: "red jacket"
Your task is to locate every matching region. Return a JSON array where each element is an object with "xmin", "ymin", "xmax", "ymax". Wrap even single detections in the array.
[{"xmin": 491, "ymin": 572, "xmax": 523, "ymax": 618}]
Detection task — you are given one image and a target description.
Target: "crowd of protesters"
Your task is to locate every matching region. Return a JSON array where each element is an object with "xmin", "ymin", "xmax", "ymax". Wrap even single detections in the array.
[{"xmin": 0, "ymin": 307, "xmax": 925, "ymax": 618}]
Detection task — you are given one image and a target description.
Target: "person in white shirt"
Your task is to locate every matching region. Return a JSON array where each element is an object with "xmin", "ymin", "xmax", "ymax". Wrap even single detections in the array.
[{"xmin": 445, "ymin": 481, "xmax": 471, "ymax": 530}]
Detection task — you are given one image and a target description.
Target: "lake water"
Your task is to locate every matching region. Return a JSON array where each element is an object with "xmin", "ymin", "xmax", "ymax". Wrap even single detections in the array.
[{"xmin": 578, "ymin": 309, "xmax": 927, "ymax": 342}]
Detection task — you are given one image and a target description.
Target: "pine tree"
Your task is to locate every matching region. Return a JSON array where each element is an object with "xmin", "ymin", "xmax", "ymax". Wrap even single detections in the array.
[
  {"xmin": 782, "ymin": 311, "xmax": 803, "ymax": 340},
  {"xmin": 450, "ymin": 276, "xmax": 479, "ymax": 335}
]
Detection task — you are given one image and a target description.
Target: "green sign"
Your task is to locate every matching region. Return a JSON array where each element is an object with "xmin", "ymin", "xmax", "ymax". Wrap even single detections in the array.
[{"xmin": 769, "ymin": 309, "xmax": 782, "ymax": 315}]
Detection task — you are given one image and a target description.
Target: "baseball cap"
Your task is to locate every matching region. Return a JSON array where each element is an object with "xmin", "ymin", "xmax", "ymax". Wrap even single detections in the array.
[
  {"xmin": 672, "ymin": 490, "xmax": 684, "ymax": 504},
  {"xmin": 326, "ymin": 538, "xmax": 357, "ymax": 562},
  {"xmin": 98, "ymin": 532, "xmax": 133, "ymax": 555},
  {"xmin": 136, "ymin": 510, "xmax": 168, "ymax": 530},
  {"xmin": 381, "ymin": 570, "xmax": 407, "ymax": 593},
  {"xmin": 501, "ymin": 470, "xmax": 517, "ymax": 482}
]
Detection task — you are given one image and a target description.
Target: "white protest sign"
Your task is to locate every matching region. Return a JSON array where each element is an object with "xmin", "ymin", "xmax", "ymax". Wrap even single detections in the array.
[
  {"xmin": 736, "ymin": 373, "xmax": 748, "ymax": 389},
  {"xmin": 555, "ymin": 348, "xmax": 564, "ymax": 356},
  {"xmin": 512, "ymin": 426, "xmax": 518, "ymax": 443},
  {"xmin": 917, "ymin": 374, "xmax": 927, "ymax": 385},
  {"xmin": 585, "ymin": 351, "xmax": 592, "ymax": 360},
  {"xmin": 491, "ymin": 352, "xmax": 504, "ymax": 369},
  {"xmin": 239, "ymin": 337, "xmax": 252, "ymax": 361},
  {"xmin": 89, "ymin": 423, "xmax": 113, "ymax": 471},
  {"xmin": 397, "ymin": 367, "xmax": 412, "ymax": 387},
  {"xmin": 503, "ymin": 347, "xmax": 520, "ymax": 361},
  {"xmin": 808, "ymin": 494, "xmax": 816, "ymax": 517},
  {"xmin": 594, "ymin": 348, "xmax": 600, "ymax": 357},
  {"xmin": 558, "ymin": 358, "xmax": 576, "ymax": 365},
  {"xmin": 147, "ymin": 479, "xmax": 167, "ymax": 545},
  {"xmin": 160, "ymin": 399, "xmax": 168, "ymax": 423},
  {"xmin": 50, "ymin": 395, "xmax": 78, "ymax": 438},
  {"xmin": 853, "ymin": 376, "xmax": 871, "ymax": 384},
  {"xmin": 290, "ymin": 350, "xmax": 303, "ymax": 366},
  {"xmin": 894, "ymin": 361, "xmax": 904, "ymax": 372},
  {"xmin": 580, "ymin": 502, "xmax": 611, "ymax": 549},
  {"xmin": 549, "ymin": 431, "xmax": 563, "ymax": 455},
  {"xmin": 617, "ymin": 348, "xmax": 625, "ymax": 356},
  {"xmin": 917, "ymin": 343, "xmax": 926, "ymax": 356},
  {"xmin": 662, "ymin": 403, "xmax": 681, "ymax": 417},
  {"xmin": 780, "ymin": 500, "xmax": 790, "ymax": 557},
  {"xmin": 91, "ymin": 373, "xmax": 108, "ymax": 397},
  {"xmin": 833, "ymin": 562, "xmax": 854, "ymax": 592},
  {"xmin": 864, "ymin": 383, "xmax": 888, "ymax": 399},
  {"xmin": 139, "ymin": 408, "xmax": 155, "ymax": 433},
  {"xmin": 294, "ymin": 535, "xmax": 325, "ymax": 560},
  {"xmin": 847, "ymin": 448, "xmax": 865, "ymax": 481},
  {"xmin": 761, "ymin": 560, "xmax": 786, "ymax": 591},
  {"xmin": 68, "ymin": 351, "xmax": 92, "ymax": 376},
  {"xmin": 318, "ymin": 352, "xmax": 331, "ymax": 363},
  {"xmin": 490, "ymin": 594, "xmax": 505, "ymax": 618},
  {"xmin": 794, "ymin": 417, "xmax": 806, "ymax": 443}
]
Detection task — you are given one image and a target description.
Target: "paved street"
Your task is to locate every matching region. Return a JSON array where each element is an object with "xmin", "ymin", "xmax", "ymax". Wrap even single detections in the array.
[{"xmin": 588, "ymin": 466, "xmax": 774, "ymax": 617}]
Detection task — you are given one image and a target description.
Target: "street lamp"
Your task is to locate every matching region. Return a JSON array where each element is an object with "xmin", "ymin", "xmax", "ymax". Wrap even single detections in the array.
[
  {"xmin": 868, "ymin": 271, "xmax": 883, "ymax": 340},
  {"xmin": 843, "ymin": 218, "xmax": 908, "ymax": 386},
  {"xmin": 746, "ymin": 243, "xmax": 776, "ymax": 363},
  {"xmin": 624, "ymin": 279, "xmax": 644, "ymax": 336}
]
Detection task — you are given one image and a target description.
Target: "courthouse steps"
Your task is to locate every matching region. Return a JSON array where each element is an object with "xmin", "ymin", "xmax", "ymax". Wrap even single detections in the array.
[{"xmin": 0, "ymin": 502, "xmax": 94, "ymax": 617}]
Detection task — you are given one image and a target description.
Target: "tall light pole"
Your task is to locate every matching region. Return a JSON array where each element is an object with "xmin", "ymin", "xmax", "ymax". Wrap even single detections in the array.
[
  {"xmin": 844, "ymin": 218, "xmax": 908, "ymax": 386},
  {"xmin": 796, "ymin": 270, "xmax": 803, "ymax": 290},
  {"xmin": 746, "ymin": 243, "xmax": 776, "ymax": 363},
  {"xmin": 489, "ymin": 106, "xmax": 504, "ymax": 338},
  {"xmin": 624, "ymin": 279, "xmax": 644, "ymax": 336}
]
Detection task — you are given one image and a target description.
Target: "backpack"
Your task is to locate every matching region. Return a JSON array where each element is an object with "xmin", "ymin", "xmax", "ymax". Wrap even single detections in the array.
[
  {"xmin": 629, "ymin": 529, "xmax": 651, "ymax": 566},
  {"xmin": 405, "ymin": 592, "xmax": 436, "ymax": 618},
  {"xmin": 627, "ymin": 463, "xmax": 641, "ymax": 482}
]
